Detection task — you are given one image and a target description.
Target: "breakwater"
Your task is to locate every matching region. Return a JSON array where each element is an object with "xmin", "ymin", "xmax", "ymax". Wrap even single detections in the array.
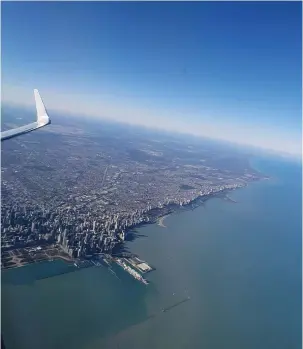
[{"xmin": 161, "ymin": 297, "xmax": 191, "ymax": 313}]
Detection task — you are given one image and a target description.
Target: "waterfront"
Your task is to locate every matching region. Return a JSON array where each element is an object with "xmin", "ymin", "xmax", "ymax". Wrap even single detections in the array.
[{"xmin": 1, "ymin": 156, "xmax": 301, "ymax": 349}]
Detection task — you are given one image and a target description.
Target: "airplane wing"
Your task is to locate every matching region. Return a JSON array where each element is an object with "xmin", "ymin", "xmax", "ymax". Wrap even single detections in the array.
[{"xmin": 1, "ymin": 89, "xmax": 51, "ymax": 141}]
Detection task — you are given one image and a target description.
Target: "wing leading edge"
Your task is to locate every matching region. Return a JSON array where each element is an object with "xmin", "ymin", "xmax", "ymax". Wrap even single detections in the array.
[{"xmin": 1, "ymin": 89, "xmax": 51, "ymax": 141}]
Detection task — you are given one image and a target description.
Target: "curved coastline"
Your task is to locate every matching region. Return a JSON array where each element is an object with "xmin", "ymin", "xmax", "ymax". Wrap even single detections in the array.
[{"xmin": 121, "ymin": 176, "xmax": 265, "ymax": 246}]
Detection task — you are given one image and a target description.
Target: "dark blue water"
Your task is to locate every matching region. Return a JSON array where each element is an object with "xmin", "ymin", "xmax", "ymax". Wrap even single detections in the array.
[
  {"xmin": 2, "ymin": 156, "xmax": 302, "ymax": 349},
  {"xmin": 102, "ymin": 155, "xmax": 302, "ymax": 349}
]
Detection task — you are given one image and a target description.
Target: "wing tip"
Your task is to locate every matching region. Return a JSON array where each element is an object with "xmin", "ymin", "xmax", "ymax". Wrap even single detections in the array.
[{"xmin": 34, "ymin": 88, "xmax": 50, "ymax": 125}]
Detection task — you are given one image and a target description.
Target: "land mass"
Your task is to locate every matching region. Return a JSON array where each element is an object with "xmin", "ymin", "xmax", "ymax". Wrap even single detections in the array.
[{"xmin": 1, "ymin": 108, "xmax": 267, "ymax": 269}]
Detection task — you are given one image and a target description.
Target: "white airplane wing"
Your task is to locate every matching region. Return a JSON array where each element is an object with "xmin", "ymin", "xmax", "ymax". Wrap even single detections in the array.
[{"xmin": 1, "ymin": 89, "xmax": 51, "ymax": 141}]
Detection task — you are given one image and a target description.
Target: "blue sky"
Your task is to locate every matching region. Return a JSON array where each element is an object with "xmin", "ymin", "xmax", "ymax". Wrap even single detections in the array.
[{"xmin": 2, "ymin": 1, "xmax": 302, "ymax": 156}]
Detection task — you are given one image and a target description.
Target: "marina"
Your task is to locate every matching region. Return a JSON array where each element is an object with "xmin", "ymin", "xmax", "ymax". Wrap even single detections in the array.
[{"xmin": 35, "ymin": 253, "xmax": 153, "ymax": 285}]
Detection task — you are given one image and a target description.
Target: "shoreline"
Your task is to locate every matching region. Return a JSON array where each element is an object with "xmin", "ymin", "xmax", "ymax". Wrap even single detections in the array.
[
  {"xmin": 121, "ymin": 178, "xmax": 266, "ymax": 247},
  {"xmin": 2, "ymin": 177, "xmax": 267, "ymax": 272},
  {"xmin": 157, "ymin": 214, "xmax": 170, "ymax": 228},
  {"xmin": 1, "ymin": 253, "xmax": 74, "ymax": 271}
]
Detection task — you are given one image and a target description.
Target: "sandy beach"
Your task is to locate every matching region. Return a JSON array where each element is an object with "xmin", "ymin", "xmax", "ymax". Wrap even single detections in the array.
[{"xmin": 157, "ymin": 214, "xmax": 170, "ymax": 228}]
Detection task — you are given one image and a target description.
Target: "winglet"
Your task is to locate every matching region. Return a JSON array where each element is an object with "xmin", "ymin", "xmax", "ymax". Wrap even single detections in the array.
[
  {"xmin": 34, "ymin": 89, "xmax": 50, "ymax": 126},
  {"xmin": 1, "ymin": 89, "xmax": 51, "ymax": 141}
]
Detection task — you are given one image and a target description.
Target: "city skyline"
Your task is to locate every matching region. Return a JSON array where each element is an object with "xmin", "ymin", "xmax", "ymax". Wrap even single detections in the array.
[{"xmin": 2, "ymin": 1, "xmax": 302, "ymax": 157}]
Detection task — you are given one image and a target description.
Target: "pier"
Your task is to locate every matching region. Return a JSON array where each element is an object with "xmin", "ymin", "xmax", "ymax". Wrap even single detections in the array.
[{"xmin": 114, "ymin": 258, "xmax": 149, "ymax": 285}]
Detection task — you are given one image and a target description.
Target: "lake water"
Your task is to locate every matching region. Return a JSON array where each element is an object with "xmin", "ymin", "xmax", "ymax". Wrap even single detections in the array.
[{"xmin": 2, "ymin": 156, "xmax": 302, "ymax": 349}]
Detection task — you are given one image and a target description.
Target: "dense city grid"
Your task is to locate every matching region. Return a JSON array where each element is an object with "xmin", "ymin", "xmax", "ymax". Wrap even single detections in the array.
[{"xmin": 1, "ymin": 110, "xmax": 264, "ymax": 267}]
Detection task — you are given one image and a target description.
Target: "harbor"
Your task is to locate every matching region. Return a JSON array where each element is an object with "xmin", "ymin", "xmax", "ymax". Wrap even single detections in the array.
[
  {"xmin": 2, "ymin": 246, "xmax": 153, "ymax": 286},
  {"xmin": 74, "ymin": 254, "xmax": 152, "ymax": 285}
]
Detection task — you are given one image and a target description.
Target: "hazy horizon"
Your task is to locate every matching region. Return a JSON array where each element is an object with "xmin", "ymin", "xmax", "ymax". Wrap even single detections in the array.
[
  {"xmin": 1, "ymin": 100, "xmax": 301, "ymax": 164},
  {"xmin": 2, "ymin": 1, "xmax": 302, "ymax": 156}
]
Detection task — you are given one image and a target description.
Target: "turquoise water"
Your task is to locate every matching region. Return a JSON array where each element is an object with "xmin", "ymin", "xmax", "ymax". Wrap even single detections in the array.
[{"xmin": 2, "ymin": 156, "xmax": 301, "ymax": 349}]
